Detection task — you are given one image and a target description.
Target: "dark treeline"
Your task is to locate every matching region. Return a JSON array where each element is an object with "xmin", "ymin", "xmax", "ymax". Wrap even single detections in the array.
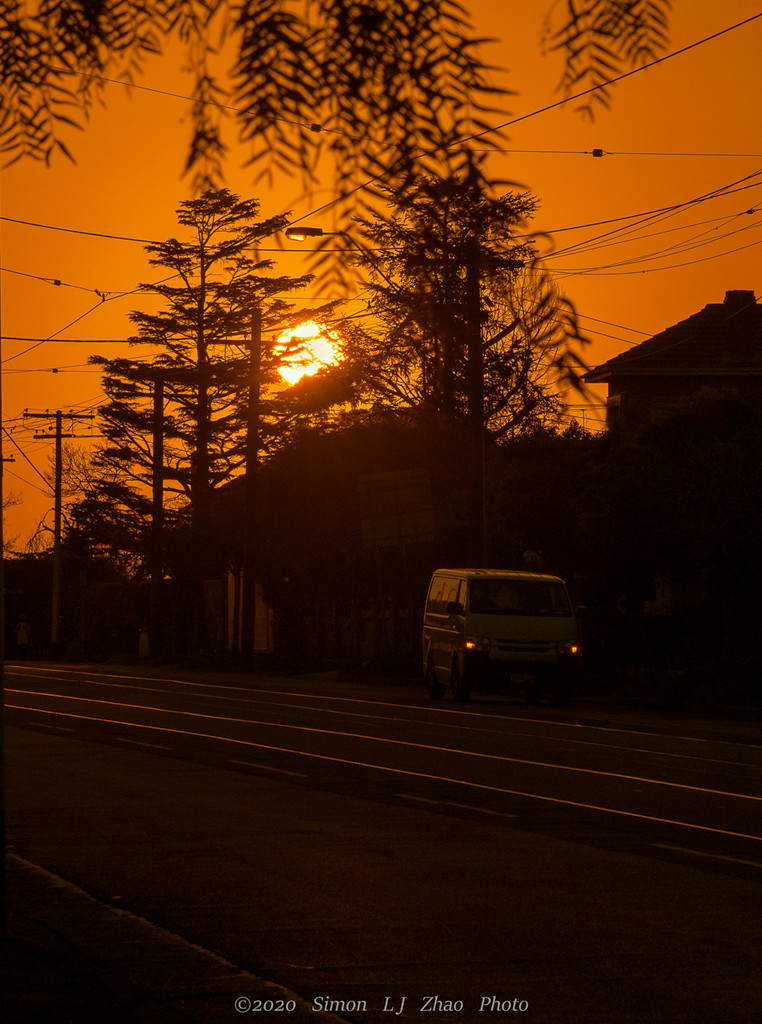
[{"xmin": 7, "ymin": 392, "xmax": 762, "ymax": 710}]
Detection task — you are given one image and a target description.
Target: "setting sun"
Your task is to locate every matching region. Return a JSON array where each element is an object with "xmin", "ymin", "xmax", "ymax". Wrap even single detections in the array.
[{"xmin": 274, "ymin": 322, "xmax": 343, "ymax": 385}]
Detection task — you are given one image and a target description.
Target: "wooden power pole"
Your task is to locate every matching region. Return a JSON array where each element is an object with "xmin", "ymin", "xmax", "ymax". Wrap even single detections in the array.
[
  {"xmin": 240, "ymin": 309, "xmax": 262, "ymax": 659},
  {"xmin": 24, "ymin": 409, "xmax": 95, "ymax": 652}
]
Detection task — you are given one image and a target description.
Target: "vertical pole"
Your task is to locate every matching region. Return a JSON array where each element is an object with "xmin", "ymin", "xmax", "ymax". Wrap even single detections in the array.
[
  {"xmin": 23, "ymin": 411, "xmax": 88, "ymax": 652},
  {"xmin": 241, "ymin": 309, "xmax": 261, "ymax": 658},
  {"xmin": 465, "ymin": 237, "xmax": 483, "ymax": 438},
  {"xmin": 152, "ymin": 380, "xmax": 164, "ymax": 544},
  {"xmin": 465, "ymin": 237, "xmax": 486, "ymax": 564},
  {"xmin": 51, "ymin": 410, "xmax": 63, "ymax": 651},
  {"xmin": 150, "ymin": 379, "xmax": 164, "ymax": 658},
  {"xmin": 0, "ymin": 207, "xmax": 5, "ymax": 931}
]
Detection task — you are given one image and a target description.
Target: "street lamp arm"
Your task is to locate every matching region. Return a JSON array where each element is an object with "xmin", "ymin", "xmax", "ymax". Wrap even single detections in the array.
[{"xmin": 284, "ymin": 224, "xmax": 400, "ymax": 293}]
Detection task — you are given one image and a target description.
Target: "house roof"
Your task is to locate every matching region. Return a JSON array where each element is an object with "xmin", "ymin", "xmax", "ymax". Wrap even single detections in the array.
[{"xmin": 585, "ymin": 290, "xmax": 762, "ymax": 382}]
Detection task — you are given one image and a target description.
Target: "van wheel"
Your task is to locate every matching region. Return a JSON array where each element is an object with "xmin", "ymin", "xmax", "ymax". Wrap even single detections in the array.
[
  {"xmin": 451, "ymin": 658, "xmax": 471, "ymax": 702},
  {"xmin": 426, "ymin": 658, "xmax": 445, "ymax": 700}
]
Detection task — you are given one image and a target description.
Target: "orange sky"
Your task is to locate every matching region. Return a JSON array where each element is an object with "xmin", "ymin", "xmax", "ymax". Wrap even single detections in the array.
[{"xmin": 2, "ymin": 0, "xmax": 761, "ymax": 546}]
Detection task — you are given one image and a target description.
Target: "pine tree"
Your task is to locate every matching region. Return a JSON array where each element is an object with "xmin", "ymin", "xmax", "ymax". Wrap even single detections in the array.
[{"xmin": 73, "ymin": 189, "xmax": 328, "ymax": 582}]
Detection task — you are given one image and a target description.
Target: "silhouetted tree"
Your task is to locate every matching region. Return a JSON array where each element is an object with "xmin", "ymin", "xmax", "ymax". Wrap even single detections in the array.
[
  {"xmin": 2, "ymin": 490, "xmax": 21, "ymax": 553},
  {"xmin": 0, "ymin": 1, "xmax": 674, "ymax": 199},
  {"xmin": 0, "ymin": 1, "xmax": 505, "ymax": 193},
  {"xmin": 70, "ymin": 189, "xmax": 332, "ymax": 579},
  {"xmin": 345, "ymin": 173, "xmax": 589, "ymax": 437},
  {"xmin": 543, "ymin": 0, "xmax": 673, "ymax": 118}
]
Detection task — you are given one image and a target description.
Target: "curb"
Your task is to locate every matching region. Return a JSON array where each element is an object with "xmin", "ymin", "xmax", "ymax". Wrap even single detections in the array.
[{"xmin": 5, "ymin": 853, "xmax": 349, "ymax": 1024}]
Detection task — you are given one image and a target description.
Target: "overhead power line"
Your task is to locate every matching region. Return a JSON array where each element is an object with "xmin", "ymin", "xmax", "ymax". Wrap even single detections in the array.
[
  {"xmin": 30, "ymin": 11, "xmax": 762, "ymax": 160},
  {"xmin": 2, "ymin": 427, "xmax": 49, "ymax": 486},
  {"xmin": 552, "ymin": 234, "xmax": 762, "ymax": 277},
  {"xmin": 545, "ymin": 207, "xmax": 762, "ymax": 262},
  {"xmin": 538, "ymin": 174, "xmax": 762, "ymax": 245},
  {"xmin": 1, "ymin": 266, "xmax": 120, "ymax": 301},
  {"xmin": 474, "ymin": 149, "xmax": 762, "ymax": 159},
  {"xmin": 4, "ymin": 173, "xmax": 759, "ymax": 280},
  {"xmin": 0, "ymin": 215, "xmax": 297, "ymax": 256},
  {"xmin": 1, "ymin": 272, "xmax": 180, "ymax": 365},
  {"xmin": 461, "ymin": 13, "xmax": 762, "ymax": 148},
  {"xmin": 289, "ymin": 11, "xmax": 762, "ymax": 228},
  {"xmin": 0, "ymin": 215, "xmax": 158, "ymax": 244},
  {"xmin": 542, "ymin": 211, "xmax": 762, "ymax": 280},
  {"xmin": 3, "ymin": 466, "xmax": 51, "ymax": 497},
  {"xmin": 30, "ymin": 58, "xmax": 347, "ymax": 139},
  {"xmin": 1, "ymin": 342, "xmax": 136, "ymax": 350},
  {"xmin": 5, "ymin": 13, "xmax": 761, "ymax": 277}
]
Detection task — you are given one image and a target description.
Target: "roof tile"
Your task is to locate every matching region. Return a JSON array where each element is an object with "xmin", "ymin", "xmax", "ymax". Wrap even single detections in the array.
[{"xmin": 585, "ymin": 291, "xmax": 762, "ymax": 381}]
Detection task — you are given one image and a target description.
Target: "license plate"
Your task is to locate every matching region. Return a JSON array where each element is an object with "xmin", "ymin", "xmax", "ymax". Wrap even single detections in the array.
[{"xmin": 511, "ymin": 673, "xmax": 536, "ymax": 686}]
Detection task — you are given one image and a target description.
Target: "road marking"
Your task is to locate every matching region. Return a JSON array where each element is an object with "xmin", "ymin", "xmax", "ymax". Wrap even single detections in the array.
[
  {"xmin": 8, "ymin": 679, "xmax": 505, "ymax": 736},
  {"xmin": 10, "ymin": 666, "xmax": 762, "ymax": 752},
  {"xmin": 13, "ymin": 684, "xmax": 762, "ymax": 775},
  {"xmin": 652, "ymin": 843, "xmax": 762, "ymax": 869},
  {"xmin": 114, "ymin": 737, "xmax": 173, "ymax": 751},
  {"xmin": 539, "ymin": 733, "xmax": 762, "ymax": 772},
  {"xmin": 7, "ymin": 704, "xmax": 762, "ymax": 844},
  {"xmin": 28, "ymin": 723, "xmax": 74, "ymax": 733},
  {"xmin": 9, "ymin": 693, "xmax": 762, "ymax": 804},
  {"xmin": 397, "ymin": 794, "xmax": 518, "ymax": 818},
  {"xmin": 229, "ymin": 759, "xmax": 308, "ymax": 778}
]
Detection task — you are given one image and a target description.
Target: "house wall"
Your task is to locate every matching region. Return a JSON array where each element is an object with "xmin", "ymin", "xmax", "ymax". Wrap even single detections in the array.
[{"xmin": 606, "ymin": 374, "xmax": 762, "ymax": 433}]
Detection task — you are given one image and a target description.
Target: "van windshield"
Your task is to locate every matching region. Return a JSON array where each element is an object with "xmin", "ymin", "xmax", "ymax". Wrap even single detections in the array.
[{"xmin": 469, "ymin": 579, "xmax": 572, "ymax": 617}]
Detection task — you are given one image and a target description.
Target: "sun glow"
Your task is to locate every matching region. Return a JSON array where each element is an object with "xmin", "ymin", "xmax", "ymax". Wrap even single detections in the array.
[{"xmin": 274, "ymin": 322, "xmax": 342, "ymax": 385}]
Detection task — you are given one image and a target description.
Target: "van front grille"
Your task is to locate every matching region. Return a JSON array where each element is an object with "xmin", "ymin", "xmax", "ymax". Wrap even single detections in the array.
[{"xmin": 495, "ymin": 639, "xmax": 554, "ymax": 655}]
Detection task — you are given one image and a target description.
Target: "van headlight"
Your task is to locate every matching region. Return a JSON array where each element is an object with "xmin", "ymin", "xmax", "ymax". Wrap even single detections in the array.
[
  {"xmin": 556, "ymin": 641, "xmax": 579, "ymax": 656},
  {"xmin": 465, "ymin": 636, "xmax": 491, "ymax": 653}
]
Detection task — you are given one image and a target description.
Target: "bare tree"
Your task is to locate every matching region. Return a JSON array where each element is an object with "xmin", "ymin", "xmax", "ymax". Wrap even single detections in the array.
[{"xmin": 2, "ymin": 490, "xmax": 20, "ymax": 553}]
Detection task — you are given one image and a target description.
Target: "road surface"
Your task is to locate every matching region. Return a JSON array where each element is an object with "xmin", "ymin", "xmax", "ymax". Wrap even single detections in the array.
[{"xmin": 5, "ymin": 662, "xmax": 762, "ymax": 1023}]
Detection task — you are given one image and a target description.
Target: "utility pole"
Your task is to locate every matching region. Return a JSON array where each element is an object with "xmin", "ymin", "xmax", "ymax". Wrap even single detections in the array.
[
  {"xmin": 24, "ymin": 410, "xmax": 95, "ymax": 653},
  {"xmin": 240, "ymin": 308, "xmax": 261, "ymax": 659},
  {"xmin": 465, "ymin": 235, "xmax": 484, "ymax": 442},
  {"xmin": 1, "ymin": 235, "xmax": 5, "ymax": 933},
  {"xmin": 150, "ymin": 379, "xmax": 164, "ymax": 659},
  {"xmin": 464, "ymin": 236, "xmax": 487, "ymax": 565}
]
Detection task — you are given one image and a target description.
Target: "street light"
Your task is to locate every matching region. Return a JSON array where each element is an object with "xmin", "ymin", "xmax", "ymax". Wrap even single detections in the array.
[
  {"xmin": 284, "ymin": 226, "xmax": 332, "ymax": 241},
  {"xmin": 284, "ymin": 224, "xmax": 401, "ymax": 293}
]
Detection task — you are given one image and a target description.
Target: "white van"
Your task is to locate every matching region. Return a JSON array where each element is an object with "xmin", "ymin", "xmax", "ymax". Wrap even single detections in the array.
[{"xmin": 422, "ymin": 569, "xmax": 578, "ymax": 705}]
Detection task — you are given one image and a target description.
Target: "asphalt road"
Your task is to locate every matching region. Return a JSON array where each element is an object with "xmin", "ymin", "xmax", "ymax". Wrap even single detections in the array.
[{"xmin": 5, "ymin": 662, "xmax": 762, "ymax": 1023}]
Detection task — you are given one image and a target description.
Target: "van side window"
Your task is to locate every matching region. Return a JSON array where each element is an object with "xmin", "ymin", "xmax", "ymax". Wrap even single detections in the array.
[
  {"xmin": 426, "ymin": 576, "xmax": 445, "ymax": 615},
  {"xmin": 426, "ymin": 576, "xmax": 459, "ymax": 615}
]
